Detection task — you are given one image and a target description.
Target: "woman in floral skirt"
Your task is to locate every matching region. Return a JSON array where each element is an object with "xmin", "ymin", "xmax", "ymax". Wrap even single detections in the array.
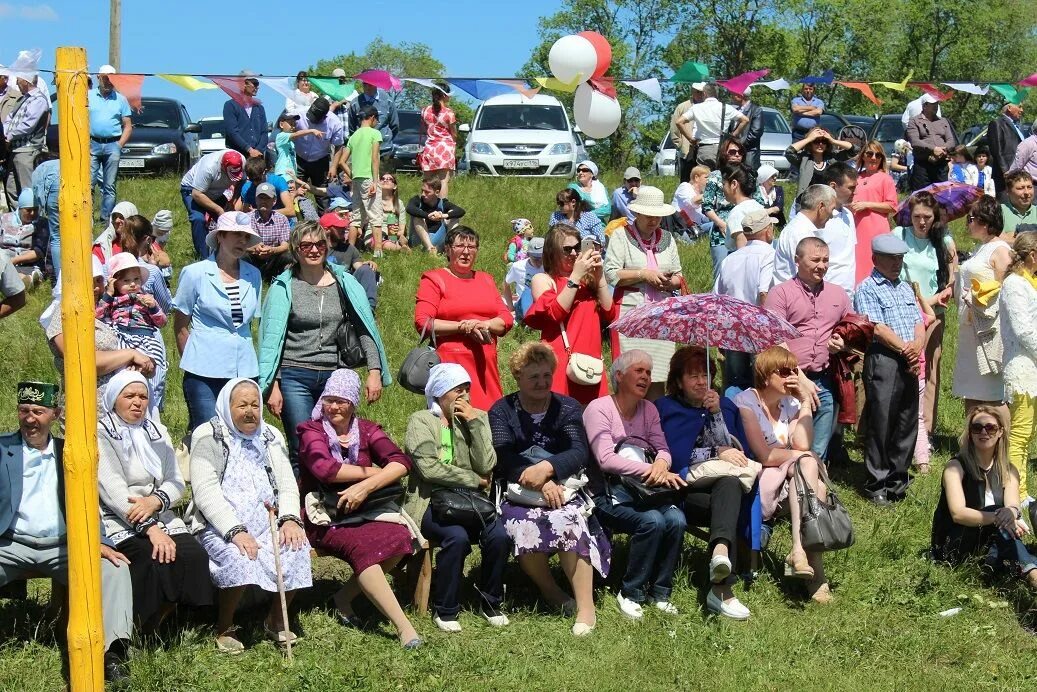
[{"xmin": 418, "ymin": 82, "xmax": 457, "ymax": 198}]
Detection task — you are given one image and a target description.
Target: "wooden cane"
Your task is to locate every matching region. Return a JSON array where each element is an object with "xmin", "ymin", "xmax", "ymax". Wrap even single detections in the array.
[{"xmin": 267, "ymin": 504, "xmax": 293, "ymax": 661}]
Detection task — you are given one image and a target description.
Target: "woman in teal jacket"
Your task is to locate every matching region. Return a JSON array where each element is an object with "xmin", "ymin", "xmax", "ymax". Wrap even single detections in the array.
[{"xmin": 258, "ymin": 221, "xmax": 391, "ymax": 472}]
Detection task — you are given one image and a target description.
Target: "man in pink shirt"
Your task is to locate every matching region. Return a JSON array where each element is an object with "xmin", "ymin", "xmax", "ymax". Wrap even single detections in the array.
[{"xmin": 765, "ymin": 236, "xmax": 851, "ymax": 460}]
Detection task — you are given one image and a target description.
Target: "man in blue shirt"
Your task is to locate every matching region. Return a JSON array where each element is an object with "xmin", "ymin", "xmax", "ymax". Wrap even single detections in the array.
[
  {"xmin": 611, "ymin": 167, "xmax": 640, "ymax": 223},
  {"xmin": 222, "ymin": 71, "xmax": 269, "ymax": 160},
  {"xmin": 348, "ymin": 81, "xmax": 399, "ymax": 162},
  {"xmin": 30, "ymin": 149, "xmax": 60, "ymax": 272},
  {"xmin": 88, "ymin": 65, "xmax": 133, "ymax": 223},
  {"xmin": 790, "ymin": 83, "xmax": 824, "ymax": 141},
  {"xmin": 853, "ymin": 233, "xmax": 924, "ymax": 506}
]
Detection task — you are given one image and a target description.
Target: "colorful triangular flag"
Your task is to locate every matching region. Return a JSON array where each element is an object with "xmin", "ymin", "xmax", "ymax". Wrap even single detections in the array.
[
  {"xmin": 836, "ymin": 82, "xmax": 882, "ymax": 106},
  {"xmin": 717, "ymin": 69, "xmax": 769, "ymax": 96},
  {"xmin": 157, "ymin": 74, "xmax": 217, "ymax": 91},
  {"xmin": 107, "ymin": 74, "xmax": 145, "ymax": 111},
  {"xmin": 800, "ymin": 70, "xmax": 835, "ymax": 85},
  {"xmin": 208, "ymin": 76, "xmax": 260, "ymax": 107},
  {"xmin": 670, "ymin": 61, "xmax": 709, "ymax": 84},
  {"xmin": 623, "ymin": 78, "xmax": 662, "ymax": 101}
]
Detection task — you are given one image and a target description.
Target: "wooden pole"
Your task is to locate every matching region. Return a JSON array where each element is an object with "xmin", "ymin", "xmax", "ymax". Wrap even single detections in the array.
[
  {"xmin": 56, "ymin": 46, "xmax": 105, "ymax": 691},
  {"xmin": 108, "ymin": 0, "xmax": 121, "ymax": 71}
]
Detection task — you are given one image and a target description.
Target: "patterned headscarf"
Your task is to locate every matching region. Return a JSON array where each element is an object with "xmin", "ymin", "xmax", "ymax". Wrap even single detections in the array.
[{"xmin": 312, "ymin": 369, "xmax": 362, "ymax": 465}]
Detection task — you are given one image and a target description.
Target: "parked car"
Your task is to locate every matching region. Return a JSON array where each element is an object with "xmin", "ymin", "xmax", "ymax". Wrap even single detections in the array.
[
  {"xmin": 868, "ymin": 114, "xmax": 906, "ymax": 156},
  {"xmin": 197, "ymin": 116, "xmax": 226, "ymax": 156},
  {"xmin": 649, "ymin": 107, "xmax": 793, "ymax": 178},
  {"xmin": 459, "ymin": 94, "xmax": 588, "ymax": 176},
  {"xmin": 390, "ymin": 109, "xmax": 422, "ymax": 172},
  {"xmin": 964, "ymin": 122, "xmax": 1032, "ymax": 155}
]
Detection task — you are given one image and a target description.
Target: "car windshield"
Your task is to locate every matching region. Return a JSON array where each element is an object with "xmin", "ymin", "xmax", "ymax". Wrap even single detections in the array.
[
  {"xmin": 476, "ymin": 105, "xmax": 567, "ymax": 131},
  {"xmin": 399, "ymin": 111, "xmax": 420, "ymax": 134},
  {"xmin": 199, "ymin": 120, "xmax": 223, "ymax": 139},
  {"xmin": 874, "ymin": 117, "xmax": 905, "ymax": 141},
  {"xmin": 762, "ymin": 111, "xmax": 791, "ymax": 134},
  {"xmin": 131, "ymin": 101, "xmax": 180, "ymax": 129}
]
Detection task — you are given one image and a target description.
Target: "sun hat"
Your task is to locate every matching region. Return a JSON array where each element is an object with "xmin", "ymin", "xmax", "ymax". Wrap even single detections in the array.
[
  {"xmin": 575, "ymin": 160, "xmax": 599, "ymax": 177},
  {"xmin": 757, "ymin": 164, "xmax": 779, "ymax": 184},
  {"xmin": 742, "ymin": 209, "xmax": 778, "ymax": 234},
  {"xmin": 623, "ymin": 166, "xmax": 641, "ymax": 180},
  {"xmin": 627, "ymin": 186, "xmax": 676, "ymax": 217},
  {"xmin": 106, "ymin": 252, "xmax": 142, "ymax": 278},
  {"xmin": 220, "ymin": 150, "xmax": 245, "ymax": 181},
  {"xmin": 206, "ymin": 211, "xmax": 260, "ymax": 251},
  {"xmin": 691, "ymin": 82, "xmax": 706, "ymax": 91}
]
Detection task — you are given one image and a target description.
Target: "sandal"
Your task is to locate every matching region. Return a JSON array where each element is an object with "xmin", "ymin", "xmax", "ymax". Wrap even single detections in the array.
[
  {"xmin": 784, "ymin": 551, "xmax": 815, "ymax": 579},
  {"xmin": 264, "ymin": 621, "xmax": 298, "ymax": 646},
  {"xmin": 215, "ymin": 627, "xmax": 245, "ymax": 655},
  {"xmin": 807, "ymin": 580, "xmax": 832, "ymax": 604}
]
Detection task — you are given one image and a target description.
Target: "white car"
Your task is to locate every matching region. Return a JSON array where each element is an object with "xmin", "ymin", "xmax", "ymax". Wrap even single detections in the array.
[
  {"xmin": 198, "ymin": 116, "xmax": 227, "ymax": 156},
  {"xmin": 651, "ymin": 107, "xmax": 793, "ymax": 178},
  {"xmin": 459, "ymin": 94, "xmax": 594, "ymax": 176}
]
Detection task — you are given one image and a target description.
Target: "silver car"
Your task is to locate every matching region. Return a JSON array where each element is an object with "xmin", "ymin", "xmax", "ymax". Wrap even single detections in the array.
[{"xmin": 651, "ymin": 107, "xmax": 793, "ymax": 178}]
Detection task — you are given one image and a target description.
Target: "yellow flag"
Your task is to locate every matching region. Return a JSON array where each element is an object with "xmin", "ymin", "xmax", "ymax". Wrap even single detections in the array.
[
  {"xmin": 534, "ymin": 75, "xmax": 583, "ymax": 93},
  {"xmin": 157, "ymin": 74, "xmax": 218, "ymax": 91},
  {"xmin": 871, "ymin": 71, "xmax": 914, "ymax": 92}
]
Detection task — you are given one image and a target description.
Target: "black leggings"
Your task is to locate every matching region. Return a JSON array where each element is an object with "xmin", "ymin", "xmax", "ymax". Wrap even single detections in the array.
[{"xmin": 682, "ymin": 475, "xmax": 742, "ymax": 550}]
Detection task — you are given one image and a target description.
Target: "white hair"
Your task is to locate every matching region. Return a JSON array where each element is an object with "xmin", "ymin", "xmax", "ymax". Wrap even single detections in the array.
[{"xmin": 609, "ymin": 349, "xmax": 653, "ymax": 391}]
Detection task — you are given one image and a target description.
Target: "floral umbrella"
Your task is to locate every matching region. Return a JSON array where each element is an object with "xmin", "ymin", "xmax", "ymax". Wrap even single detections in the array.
[
  {"xmin": 893, "ymin": 180, "xmax": 983, "ymax": 227},
  {"xmin": 610, "ymin": 293, "xmax": 800, "ymax": 380}
]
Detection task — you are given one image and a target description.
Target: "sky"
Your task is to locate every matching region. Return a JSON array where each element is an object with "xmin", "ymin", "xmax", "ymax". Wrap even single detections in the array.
[{"xmin": 2, "ymin": 0, "xmax": 559, "ymax": 120}]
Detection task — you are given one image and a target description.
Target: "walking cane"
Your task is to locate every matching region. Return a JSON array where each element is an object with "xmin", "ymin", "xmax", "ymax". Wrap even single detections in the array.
[{"xmin": 266, "ymin": 502, "xmax": 293, "ymax": 661}]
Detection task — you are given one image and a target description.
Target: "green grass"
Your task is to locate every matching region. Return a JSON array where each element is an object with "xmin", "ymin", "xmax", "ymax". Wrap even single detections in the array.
[{"xmin": 1, "ymin": 173, "xmax": 1036, "ymax": 691}]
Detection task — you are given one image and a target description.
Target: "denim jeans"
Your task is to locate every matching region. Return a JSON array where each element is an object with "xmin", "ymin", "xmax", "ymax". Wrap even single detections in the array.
[
  {"xmin": 182, "ymin": 372, "xmax": 233, "ymax": 438},
  {"xmin": 278, "ymin": 367, "xmax": 334, "ymax": 474},
  {"xmin": 809, "ymin": 373, "xmax": 838, "ymax": 461},
  {"xmin": 709, "ymin": 243, "xmax": 728, "ymax": 283},
  {"xmin": 593, "ymin": 489, "xmax": 687, "ymax": 602},
  {"xmin": 351, "ymin": 265, "xmax": 379, "ymax": 311},
  {"xmin": 90, "ymin": 140, "xmax": 121, "ymax": 223},
  {"xmin": 180, "ymin": 185, "xmax": 210, "ymax": 259}
]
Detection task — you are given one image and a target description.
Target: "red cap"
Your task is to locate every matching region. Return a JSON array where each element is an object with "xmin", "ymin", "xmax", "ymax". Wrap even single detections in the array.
[
  {"xmin": 221, "ymin": 150, "xmax": 245, "ymax": 181},
  {"xmin": 319, "ymin": 212, "xmax": 348, "ymax": 229}
]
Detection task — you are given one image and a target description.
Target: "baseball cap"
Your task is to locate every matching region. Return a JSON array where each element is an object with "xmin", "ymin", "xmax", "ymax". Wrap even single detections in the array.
[
  {"xmin": 328, "ymin": 197, "xmax": 351, "ymax": 211},
  {"xmin": 920, "ymin": 93, "xmax": 939, "ymax": 105},
  {"xmin": 98, "ymin": 64, "xmax": 116, "ymax": 75},
  {"xmin": 691, "ymin": 82, "xmax": 706, "ymax": 91},
  {"xmin": 255, "ymin": 182, "xmax": 276, "ymax": 199},
  {"xmin": 277, "ymin": 111, "xmax": 300, "ymax": 126},
  {"xmin": 741, "ymin": 209, "xmax": 778, "ymax": 234},
  {"xmin": 623, "ymin": 167, "xmax": 641, "ymax": 180},
  {"xmin": 239, "ymin": 69, "xmax": 259, "ymax": 83},
  {"xmin": 526, "ymin": 237, "xmax": 545, "ymax": 257},
  {"xmin": 307, "ymin": 97, "xmax": 331, "ymax": 122},
  {"xmin": 331, "ymin": 68, "xmax": 346, "ymax": 78},
  {"xmin": 220, "ymin": 150, "xmax": 245, "ymax": 181},
  {"xmin": 319, "ymin": 211, "xmax": 349, "ymax": 229}
]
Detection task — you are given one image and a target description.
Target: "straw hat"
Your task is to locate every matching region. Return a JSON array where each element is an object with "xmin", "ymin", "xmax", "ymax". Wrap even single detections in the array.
[{"xmin": 627, "ymin": 186, "xmax": 676, "ymax": 217}]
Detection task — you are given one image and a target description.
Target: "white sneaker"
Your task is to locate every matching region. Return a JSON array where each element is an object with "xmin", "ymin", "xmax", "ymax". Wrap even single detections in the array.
[
  {"xmin": 705, "ymin": 590, "xmax": 751, "ymax": 620},
  {"xmin": 571, "ymin": 621, "xmax": 595, "ymax": 636},
  {"xmin": 616, "ymin": 593, "xmax": 643, "ymax": 620},
  {"xmin": 433, "ymin": 615, "xmax": 462, "ymax": 633},
  {"xmin": 481, "ymin": 607, "xmax": 510, "ymax": 628},
  {"xmin": 654, "ymin": 600, "xmax": 679, "ymax": 615},
  {"xmin": 709, "ymin": 554, "xmax": 732, "ymax": 583}
]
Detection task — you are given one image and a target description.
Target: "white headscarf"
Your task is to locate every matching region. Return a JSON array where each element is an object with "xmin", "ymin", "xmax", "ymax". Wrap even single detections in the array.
[
  {"xmin": 424, "ymin": 363, "xmax": 471, "ymax": 417},
  {"xmin": 214, "ymin": 378, "xmax": 267, "ymax": 460},
  {"xmin": 91, "ymin": 201, "xmax": 140, "ymax": 262},
  {"xmin": 102, "ymin": 369, "xmax": 167, "ymax": 481}
]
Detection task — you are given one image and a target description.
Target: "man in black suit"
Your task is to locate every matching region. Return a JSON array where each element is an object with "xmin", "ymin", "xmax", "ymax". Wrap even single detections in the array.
[
  {"xmin": 987, "ymin": 103, "xmax": 1025, "ymax": 199},
  {"xmin": 222, "ymin": 71, "xmax": 269, "ymax": 160},
  {"xmin": 732, "ymin": 87, "xmax": 764, "ymax": 170}
]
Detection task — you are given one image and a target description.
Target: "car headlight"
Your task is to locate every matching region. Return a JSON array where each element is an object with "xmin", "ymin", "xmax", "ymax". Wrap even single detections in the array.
[
  {"xmin": 471, "ymin": 142, "xmax": 494, "ymax": 155},
  {"xmin": 152, "ymin": 143, "xmax": 177, "ymax": 155},
  {"xmin": 548, "ymin": 143, "xmax": 573, "ymax": 155},
  {"xmin": 396, "ymin": 143, "xmax": 420, "ymax": 154}
]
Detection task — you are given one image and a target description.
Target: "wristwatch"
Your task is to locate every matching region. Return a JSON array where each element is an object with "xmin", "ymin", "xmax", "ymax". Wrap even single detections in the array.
[{"xmin": 565, "ymin": 279, "xmax": 580, "ymax": 290}]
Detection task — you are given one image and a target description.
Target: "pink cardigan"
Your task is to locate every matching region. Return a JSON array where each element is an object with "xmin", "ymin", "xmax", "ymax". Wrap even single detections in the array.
[{"xmin": 583, "ymin": 395, "xmax": 672, "ymax": 493}]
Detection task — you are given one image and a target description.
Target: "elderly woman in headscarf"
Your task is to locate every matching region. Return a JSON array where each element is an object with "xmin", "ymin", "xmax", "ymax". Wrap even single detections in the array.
[
  {"xmin": 296, "ymin": 369, "xmax": 422, "ymax": 649},
  {"xmin": 403, "ymin": 363, "xmax": 509, "ymax": 633},
  {"xmin": 188, "ymin": 378, "xmax": 312, "ymax": 654},
  {"xmin": 92, "ymin": 200, "xmax": 139, "ymax": 264},
  {"xmin": 96, "ymin": 370, "xmax": 213, "ymax": 633}
]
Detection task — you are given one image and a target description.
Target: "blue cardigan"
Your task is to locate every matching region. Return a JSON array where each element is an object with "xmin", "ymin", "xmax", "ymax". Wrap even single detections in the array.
[
  {"xmin": 223, "ymin": 99, "xmax": 269, "ymax": 155},
  {"xmin": 655, "ymin": 395, "xmax": 748, "ymax": 479}
]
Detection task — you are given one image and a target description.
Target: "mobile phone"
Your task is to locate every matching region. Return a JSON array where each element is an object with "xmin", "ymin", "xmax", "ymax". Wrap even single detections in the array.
[{"xmin": 581, "ymin": 236, "xmax": 596, "ymax": 253}]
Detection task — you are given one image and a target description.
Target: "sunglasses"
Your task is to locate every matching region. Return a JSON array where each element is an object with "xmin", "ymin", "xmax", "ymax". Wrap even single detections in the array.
[
  {"xmin": 863, "ymin": 151, "xmax": 882, "ymax": 158},
  {"xmin": 726, "ymin": 150, "xmax": 743, "ymax": 156},
  {"xmin": 299, "ymin": 240, "xmax": 327, "ymax": 253},
  {"xmin": 773, "ymin": 367, "xmax": 797, "ymax": 378},
  {"xmin": 561, "ymin": 244, "xmax": 581, "ymax": 254},
  {"xmin": 380, "ymin": 175, "xmax": 395, "ymax": 182},
  {"xmin": 576, "ymin": 168, "xmax": 592, "ymax": 173},
  {"xmin": 970, "ymin": 422, "xmax": 1001, "ymax": 435}
]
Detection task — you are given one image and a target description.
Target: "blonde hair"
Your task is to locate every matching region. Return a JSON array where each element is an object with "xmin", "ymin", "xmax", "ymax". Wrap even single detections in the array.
[
  {"xmin": 1007, "ymin": 232, "xmax": 1037, "ymax": 275},
  {"xmin": 508, "ymin": 342, "xmax": 557, "ymax": 377},
  {"xmin": 957, "ymin": 406, "xmax": 1011, "ymax": 483},
  {"xmin": 691, "ymin": 165, "xmax": 710, "ymax": 178},
  {"xmin": 753, "ymin": 346, "xmax": 798, "ymax": 390}
]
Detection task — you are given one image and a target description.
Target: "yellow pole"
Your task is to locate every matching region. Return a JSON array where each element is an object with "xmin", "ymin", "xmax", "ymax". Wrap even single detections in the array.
[{"xmin": 56, "ymin": 46, "xmax": 105, "ymax": 691}]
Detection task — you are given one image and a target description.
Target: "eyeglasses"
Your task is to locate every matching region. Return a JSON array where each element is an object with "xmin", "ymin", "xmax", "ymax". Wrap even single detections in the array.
[
  {"xmin": 970, "ymin": 422, "xmax": 1001, "ymax": 435},
  {"xmin": 967, "ymin": 214, "xmax": 977, "ymax": 222},
  {"xmin": 299, "ymin": 240, "xmax": 327, "ymax": 253},
  {"xmin": 561, "ymin": 244, "xmax": 581, "ymax": 254},
  {"xmin": 863, "ymin": 151, "xmax": 882, "ymax": 158},
  {"xmin": 774, "ymin": 367, "xmax": 797, "ymax": 378},
  {"xmin": 451, "ymin": 244, "xmax": 478, "ymax": 252}
]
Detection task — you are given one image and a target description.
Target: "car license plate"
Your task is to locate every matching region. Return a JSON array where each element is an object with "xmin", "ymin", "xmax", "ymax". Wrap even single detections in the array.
[
  {"xmin": 119, "ymin": 158, "xmax": 145, "ymax": 169},
  {"xmin": 502, "ymin": 159, "xmax": 539, "ymax": 170}
]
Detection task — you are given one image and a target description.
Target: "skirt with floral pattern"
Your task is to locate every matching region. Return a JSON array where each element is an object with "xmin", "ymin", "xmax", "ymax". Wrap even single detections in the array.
[{"xmin": 501, "ymin": 497, "xmax": 611, "ymax": 577}]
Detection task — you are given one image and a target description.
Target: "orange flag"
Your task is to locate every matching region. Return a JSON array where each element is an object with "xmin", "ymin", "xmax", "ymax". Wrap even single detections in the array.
[
  {"xmin": 107, "ymin": 74, "xmax": 145, "ymax": 111},
  {"xmin": 837, "ymin": 81, "xmax": 882, "ymax": 106}
]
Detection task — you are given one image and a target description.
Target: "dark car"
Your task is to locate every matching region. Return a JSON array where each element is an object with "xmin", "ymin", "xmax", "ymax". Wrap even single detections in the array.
[
  {"xmin": 48, "ymin": 96, "xmax": 201, "ymax": 174},
  {"xmin": 964, "ymin": 122, "xmax": 1032, "ymax": 155},
  {"xmin": 390, "ymin": 110, "xmax": 422, "ymax": 172},
  {"xmin": 868, "ymin": 114, "xmax": 908, "ymax": 156}
]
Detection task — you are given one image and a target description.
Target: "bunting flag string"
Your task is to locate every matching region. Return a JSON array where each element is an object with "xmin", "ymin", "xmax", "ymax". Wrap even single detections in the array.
[
  {"xmin": 942, "ymin": 82, "xmax": 989, "ymax": 95},
  {"xmin": 989, "ymin": 83, "xmax": 1030, "ymax": 105},
  {"xmin": 1019, "ymin": 73, "xmax": 1037, "ymax": 88},
  {"xmin": 497, "ymin": 79, "xmax": 541, "ymax": 99},
  {"xmin": 623, "ymin": 78, "xmax": 661, "ymax": 101},
  {"xmin": 753, "ymin": 78, "xmax": 790, "ymax": 91},
  {"xmin": 914, "ymin": 83, "xmax": 954, "ymax": 101},
  {"xmin": 156, "ymin": 74, "xmax": 217, "ymax": 91},
  {"xmin": 717, "ymin": 68, "xmax": 769, "ymax": 95},
  {"xmin": 836, "ymin": 82, "xmax": 882, "ymax": 106},
  {"xmin": 588, "ymin": 76, "xmax": 617, "ymax": 98},
  {"xmin": 534, "ymin": 75, "xmax": 583, "ymax": 93},
  {"xmin": 871, "ymin": 71, "xmax": 913, "ymax": 91},
  {"xmin": 107, "ymin": 74, "xmax": 145, "ymax": 110},
  {"xmin": 309, "ymin": 77, "xmax": 356, "ymax": 102},
  {"xmin": 257, "ymin": 77, "xmax": 304, "ymax": 107},
  {"xmin": 800, "ymin": 70, "xmax": 835, "ymax": 84},
  {"xmin": 669, "ymin": 61, "xmax": 709, "ymax": 84},
  {"xmin": 208, "ymin": 76, "xmax": 259, "ymax": 108}
]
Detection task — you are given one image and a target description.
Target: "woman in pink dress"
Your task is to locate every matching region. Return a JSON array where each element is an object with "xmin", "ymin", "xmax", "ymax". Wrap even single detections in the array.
[
  {"xmin": 418, "ymin": 82, "xmax": 457, "ymax": 198},
  {"xmin": 850, "ymin": 140, "xmax": 899, "ymax": 284}
]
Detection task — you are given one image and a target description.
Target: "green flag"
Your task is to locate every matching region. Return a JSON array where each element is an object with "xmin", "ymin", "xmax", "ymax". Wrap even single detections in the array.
[
  {"xmin": 989, "ymin": 83, "xmax": 1030, "ymax": 105},
  {"xmin": 670, "ymin": 61, "xmax": 709, "ymax": 84},
  {"xmin": 310, "ymin": 77, "xmax": 356, "ymax": 102}
]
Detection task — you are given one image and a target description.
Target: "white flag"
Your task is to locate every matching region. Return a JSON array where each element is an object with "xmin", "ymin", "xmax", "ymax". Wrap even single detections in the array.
[
  {"xmin": 942, "ymin": 82, "xmax": 989, "ymax": 95},
  {"xmin": 754, "ymin": 78, "xmax": 790, "ymax": 91},
  {"xmin": 623, "ymin": 78, "xmax": 662, "ymax": 101}
]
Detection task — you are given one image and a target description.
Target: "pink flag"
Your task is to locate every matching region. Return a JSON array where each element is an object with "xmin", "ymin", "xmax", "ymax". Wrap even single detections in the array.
[
  {"xmin": 107, "ymin": 74, "xmax": 145, "ymax": 111},
  {"xmin": 717, "ymin": 69, "xmax": 769, "ymax": 96},
  {"xmin": 836, "ymin": 82, "xmax": 882, "ymax": 106},
  {"xmin": 914, "ymin": 83, "xmax": 954, "ymax": 101},
  {"xmin": 588, "ymin": 76, "xmax": 617, "ymax": 98},
  {"xmin": 1019, "ymin": 73, "xmax": 1037, "ymax": 87},
  {"xmin": 208, "ymin": 76, "xmax": 260, "ymax": 108}
]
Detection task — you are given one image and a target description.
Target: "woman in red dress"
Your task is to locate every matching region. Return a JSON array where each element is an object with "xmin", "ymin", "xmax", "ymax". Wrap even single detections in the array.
[
  {"xmin": 414, "ymin": 226, "xmax": 514, "ymax": 409},
  {"xmin": 525, "ymin": 223, "xmax": 617, "ymax": 406},
  {"xmin": 418, "ymin": 83, "xmax": 457, "ymax": 198}
]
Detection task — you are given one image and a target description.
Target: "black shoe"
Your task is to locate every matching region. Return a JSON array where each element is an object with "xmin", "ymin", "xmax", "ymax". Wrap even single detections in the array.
[
  {"xmin": 866, "ymin": 491, "xmax": 891, "ymax": 506},
  {"xmin": 103, "ymin": 651, "xmax": 129, "ymax": 685}
]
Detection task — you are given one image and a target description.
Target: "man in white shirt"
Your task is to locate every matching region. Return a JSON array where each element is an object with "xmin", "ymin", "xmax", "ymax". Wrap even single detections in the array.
[
  {"xmin": 676, "ymin": 83, "xmax": 747, "ymax": 168},
  {"xmin": 774, "ymin": 184, "xmax": 853, "ymax": 292},
  {"xmin": 817, "ymin": 162, "xmax": 859, "ymax": 296},
  {"xmin": 714, "ymin": 209, "xmax": 776, "ymax": 390}
]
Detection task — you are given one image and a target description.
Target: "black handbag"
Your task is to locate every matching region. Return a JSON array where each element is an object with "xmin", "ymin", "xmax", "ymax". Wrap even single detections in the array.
[
  {"xmin": 608, "ymin": 436, "xmax": 687, "ymax": 508},
  {"xmin": 323, "ymin": 482, "xmax": 405, "ymax": 526},
  {"xmin": 430, "ymin": 486, "xmax": 497, "ymax": 532},
  {"xmin": 334, "ymin": 282, "xmax": 367, "ymax": 369},
  {"xmin": 398, "ymin": 319, "xmax": 441, "ymax": 394},
  {"xmin": 795, "ymin": 457, "xmax": 855, "ymax": 552}
]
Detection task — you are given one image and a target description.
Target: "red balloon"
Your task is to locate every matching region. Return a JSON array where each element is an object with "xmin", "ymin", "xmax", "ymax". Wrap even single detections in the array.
[{"xmin": 578, "ymin": 31, "xmax": 612, "ymax": 79}]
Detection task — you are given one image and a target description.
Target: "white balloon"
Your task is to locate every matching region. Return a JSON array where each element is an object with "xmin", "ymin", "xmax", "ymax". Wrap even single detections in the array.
[
  {"xmin": 548, "ymin": 35, "xmax": 598, "ymax": 84},
  {"xmin": 573, "ymin": 83, "xmax": 622, "ymax": 139}
]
